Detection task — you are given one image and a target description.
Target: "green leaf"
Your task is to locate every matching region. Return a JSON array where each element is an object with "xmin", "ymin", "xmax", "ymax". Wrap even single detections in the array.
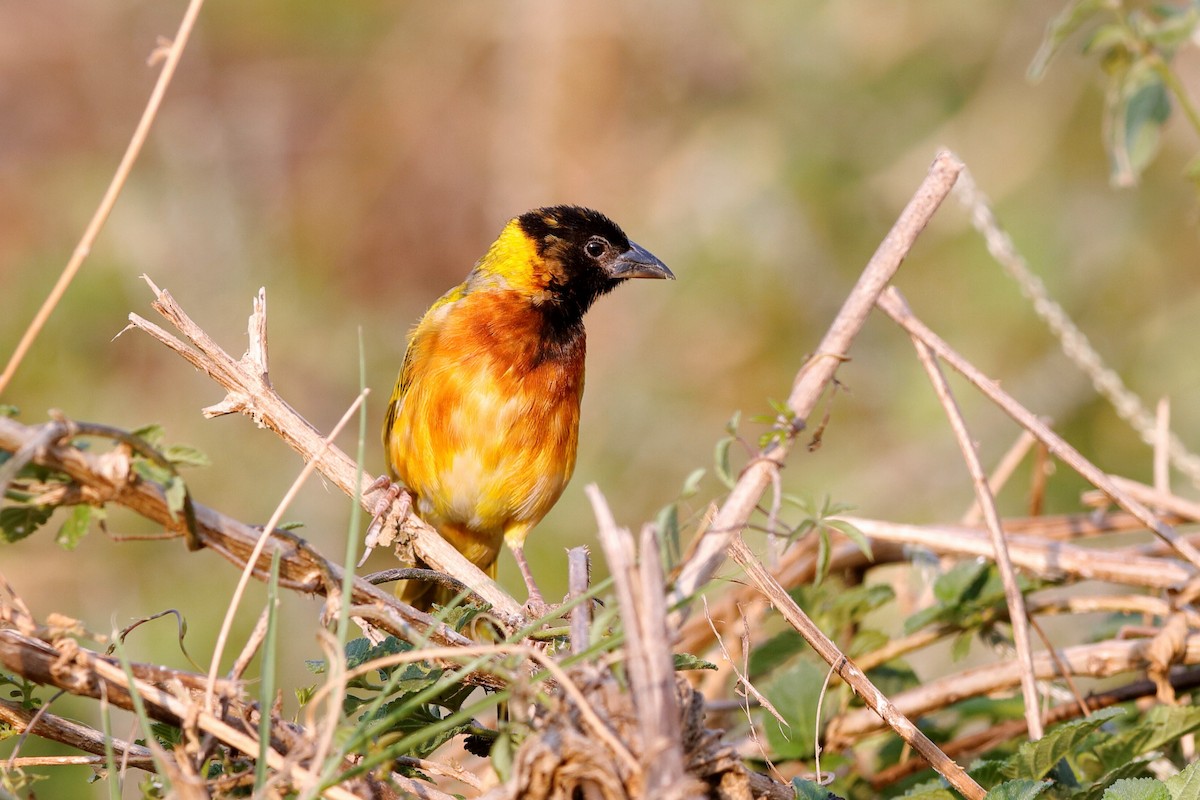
[
  {"xmin": 748, "ymin": 628, "xmax": 807, "ymax": 678},
  {"xmin": 791, "ymin": 777, "xmax": 833, "ymax": 799},
  {"xmin": 986, "ymin": 779, "xmax": 1050, "ymax": 800},
  {"xmin": 346, "ymin": 636, "xmax": 410, "ymax": 672},
  {"xmin": 680, "ymin": 468, "xmax": 705, "ymax": 498},
  {"xmin": 1142, "ymin": 7, "xmax": 1200, "ymax": 55},
  {"xmin": 0, "ymin": 405, "xmax": 18, "ymax": 418},
  {"xmin": 149, "ymin": 723, "xmax": 183, "ymax": 749},
  {"xmin": 655, "ymin": 503, "xmax": 681, "ymax": 568},
  {"xmin": 1108, "ymin": 64, "xmax": 1172, "ymax": 187},
  {"xmin": 162, "ymin": 444, "xmax": 210, "ymax": 469},
  {"xmin": 131, "ymin": 424, "xmax": 165, "ymax": 447},
  {"xmin": 904, "ymin": 605, "xmax": 949, "ymax": 634},
  {"xmin": 826, "ymin": 519, "xmax": 872, "ymax": 560},
  {"xmin": 491, "ymin": 729, "xmax": 516, "ymax": 783},
  {"xmin": 163, "ymin": 476, "xmax": 186, "ymax": 517},
  {"xmin": 368, "ymin": 702, "xmax": 470, "ymax": 759},
  {"xmin": 899, "ymin": 781, "xmax": 957, "ymax": 800},
  {"xmin": 379, "ymin": 663, "xmax": 443, "ymax": 699},
  {"xmin": 714, "ymin": 437, "xmax": 735, "ymax": 489},
  {"xmin": 1092, "ymin": 705, "xmax": 1200, "ymax": 773},
  {"xmin": 55, "ymin": 505, "xmax": 96, "ymax": 550},
  {"xmin": 828, "ymin": 583, "xmax": 895, "ymax": 622},
  {"xmin": 1003, "ymin": 708, "xmax": 1122, "ymax": 781},
  {"xmin": 131, "ymin": 459, "xmax": 172, "ymax": 486},
  {"xmin": 1165, "ymin": 758, "xmax": 1200, "ymax": 800},
  {"xmin": 762, "ymin": 659, "xmax": 825, "ymax": 759},
  {"xmin": 813, "ymin": 528, "xmax": 831, "ymax": 586},
  {"xmin": 971, "ymin": 758, "xmax": 1009, "ymax": 790},
  {"xmin": 1028, "ymin": 0, "xmax": 1109, "ymax": 79},
  {"xmin": 724, "ymin": 410, "xmax": 741, "ymax": 436},
  {"xmin": 935, "ymin": 560, "xmax": 991, "ymax": 605},
  {"xmin": 1123, "ymin": 70, "xmax": 1171, "ymax": 176},
  {"xmin": 950, "ymin": 629, "xmax": 974, "ymax": 662},
  {"xmin": 1083, "ymin": 23, "xmax": 1137, "ymax": 61},
  {"xmin": 1074, "ymin": 759, "xmax": 1158, "ymax": 800},
  {"xmin": 0, "ymin": 505, "xmax": 54, "ymax": 543},
  {"xmin": 1102, "ymin": 778, "xmax": 1170, "ymax": 800},
  {"xmin": 905, "ymin": 560, "xmax": 1023, "ymax": 635},
  {"xmin": 672, "ymin": 653, "xmax": 717, "ymax": 671}
]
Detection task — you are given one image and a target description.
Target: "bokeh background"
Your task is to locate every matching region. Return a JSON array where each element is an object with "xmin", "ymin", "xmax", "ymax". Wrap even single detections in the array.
[{"xmin": 4, "ymin": 1, "xmax": 1200, "ymax": 794}]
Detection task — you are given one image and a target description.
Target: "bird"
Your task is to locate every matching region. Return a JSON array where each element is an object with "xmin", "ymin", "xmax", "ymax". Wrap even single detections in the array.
[{"xmin": 381, "ymin": 205, "xmax": 673, "ymax": 612}]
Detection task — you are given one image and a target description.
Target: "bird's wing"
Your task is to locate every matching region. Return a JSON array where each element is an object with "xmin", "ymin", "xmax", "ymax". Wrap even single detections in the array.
[{"xmin": 382, "ymin": 282, "xmax": 467, "ymax": 448}]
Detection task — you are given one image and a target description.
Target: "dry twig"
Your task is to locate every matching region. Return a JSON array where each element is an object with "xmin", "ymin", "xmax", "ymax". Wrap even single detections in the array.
[
  {"xmin": 588, "ymin": 485, "xmax": 696, "ymax": 798},
  {"xmin": 124, "ymin": 280, "xmax": 525, "ymax": 622},
  {"xmin": 0, "ymin": 416, "xmax": 489, "ymax": 661},
  {"xmin": 727, "ymin": 536, "xmax": 985, "ymax": 799},
  {"xmin": 876, "ymin": 287, "xmax": 1200, "ymax": 577},
  {"xmin": 826, "ymin": 632, "xmax": 1200, "ymax": 744},
  {"xmin": 668, "ymin": 150, "xmax": 966, "ymax": 614},
  {"xmin": 0, "ymin": 0, "xmax": 207, "ymax": 394},
  {"xmin": 900, "ymin": 288, "xmax": 1043, "ymax": 739}
]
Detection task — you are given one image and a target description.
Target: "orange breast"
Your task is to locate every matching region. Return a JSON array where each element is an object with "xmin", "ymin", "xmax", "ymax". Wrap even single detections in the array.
[{"xmin": 385, "ymin": 290, "xmax": 585, "ymax": 567}]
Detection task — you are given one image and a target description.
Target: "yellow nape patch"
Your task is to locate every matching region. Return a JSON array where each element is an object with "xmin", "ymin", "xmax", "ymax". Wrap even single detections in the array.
[{"xmin": 472, "ymin": 220, "xmax": 551, "ymax": 297}]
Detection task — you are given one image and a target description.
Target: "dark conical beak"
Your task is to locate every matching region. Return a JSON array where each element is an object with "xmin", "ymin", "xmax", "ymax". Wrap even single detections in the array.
[{"xmin": 608, "ymin": 240, "xmax": 674, "ymax": 280}]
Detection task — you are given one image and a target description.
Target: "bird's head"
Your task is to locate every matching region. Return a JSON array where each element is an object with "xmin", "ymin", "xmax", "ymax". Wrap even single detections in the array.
[{"xmin": 471, "ymin": 205, "xmax": 673, "ymax": 321}]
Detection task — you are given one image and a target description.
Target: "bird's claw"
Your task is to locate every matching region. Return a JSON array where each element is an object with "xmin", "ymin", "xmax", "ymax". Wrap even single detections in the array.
[
  {"xmin": 521, "ymin": 592, "xmax": 554, "ymax": 620},
  {"xmin": 360, "ymin": 478, "xmax": 411, "ymax": 567}
]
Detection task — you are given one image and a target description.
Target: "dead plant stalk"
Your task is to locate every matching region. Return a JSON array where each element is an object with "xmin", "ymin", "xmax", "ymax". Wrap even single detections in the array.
[
  {"xmin": 901, "ymin": 290, "xmax": 1043, "ymax": 740},
  {"xmin": 667, "ymin": 149, "xmax": 965, "ymax": 614},
  {"xmin": 0, "ymin": 0, "xmax": 206, "ymax": 394},
  {"xmin": 875, "ymin": 287, "xmax": 1200, "ymax": 578}
]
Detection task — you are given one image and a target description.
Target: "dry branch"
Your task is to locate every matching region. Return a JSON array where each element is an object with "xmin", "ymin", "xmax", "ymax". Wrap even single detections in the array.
[
  {"xmin": 840, "ymin": 516, "xmax": 1193, "ymax": 590},
  {"xmin": 826, "ymin": 633, "xmax": 1200, "ymax": 744},
  {"xmin": 870, "ymin": 665, "xmax": 1200, "ymax": 787},
  {"xmin": 668, "ymin": 150, "xmax": 966, "ymax": 615},
  {"xmin": 124, "ymin": 279, "xmax": 525, "ymax": 623},
  {"xmin": 677, "ymin": 535, "xmax": 896, "ymax": 657},
  {"xmin": 0, "ymin": 416, "xmax": 496, "ymax": 665},
  {"xmin": 903, "ymin": 290, "xmax": 1043, "ymax": 739},
  {"xmin": 0, "ymin": 698, "xmax": 157, "ymax": 769},
  {"xmin": 954, "ymin": 168, "xmax": 1200, "ymax": 488},
  {"xmin": 853, "ymin": 593, "xmax": 1200, "ymax": 674},
  {"xmin": 876, "ymin": 287, "xmax": 1200, "ymax": 577},
  {"xmin": 727, "ymin": 536, "xmax": 986, "ymax": 799},
  {"xmin": 589, "ymin": 486, "xmax": 695, "ymax": 799}
]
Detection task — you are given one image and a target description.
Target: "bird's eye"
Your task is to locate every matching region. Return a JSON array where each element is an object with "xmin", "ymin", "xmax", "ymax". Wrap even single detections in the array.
[{"xmin": 584, "ymin": 238, "xmax": 607, "ymax": 259}]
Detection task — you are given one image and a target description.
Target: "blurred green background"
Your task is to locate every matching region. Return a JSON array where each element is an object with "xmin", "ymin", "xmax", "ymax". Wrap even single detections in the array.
[{"xmin": 4, "ymin": 1, "xmax": 1200, "ymax": 794}]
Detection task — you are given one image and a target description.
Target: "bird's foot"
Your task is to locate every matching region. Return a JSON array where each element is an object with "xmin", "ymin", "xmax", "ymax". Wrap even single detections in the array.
[
  {"xmin": 360, "ymin": 477, "xmax": 411, "ymax": 567},
  {"xmin": 522, "ymin": 590, "xmax": 553, "ymax": 620}
]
